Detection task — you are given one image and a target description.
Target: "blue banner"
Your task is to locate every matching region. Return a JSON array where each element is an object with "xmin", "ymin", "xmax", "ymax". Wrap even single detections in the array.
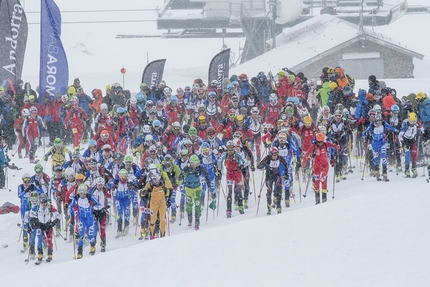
[{"xmin": 39, "ymin": 0, "xmax": 68, "ymax": 103}]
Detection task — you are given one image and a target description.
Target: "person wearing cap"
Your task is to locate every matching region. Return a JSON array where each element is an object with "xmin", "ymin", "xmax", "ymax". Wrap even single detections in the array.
[
  {"xmin": 108, "ymin": 169, "xmax": 137, "ymax": 238},
  {"xmin": 179, "ymin": 154, "xmax": 210, "ymax": 229},
  {"xmin": 257, "ymin": 147, "xmax": 288, "ymax": 214},
  {"xmin": 69, "ymin": 184, "xmax": 101, "ymax": 258},
  {"xmin": 302, "ymin": 132, "xmax": 339, "ymax": 205},
  {"xmin": 98, "ymin": 144, "xmax": 115, "ymax": 171},
  {"xmin": 48, "ymin": 164, "xmax": 66, "ymax": 233},
  {"xmin": 29, "ymin": 193, "xmax": 60, "ymax": 263},
  {"xmin": 22, "ymin": 106, "xmax": 46, "ymax": 163},
  {"xmin": 76, "ymin": 87, "xmax": 94, "ymax": 142},
  {"xmin": 362, "ymin": 114, "xmax": 396, "ymax": 181},
  {"xmin": 64, "ymin": 97, "xmax": 90, "ymax": 150},
  {"xmin": 89, "ymin": 177, "xmax": 111, "ymax": 252},
  {"xmin": 43, "ymin": 138, "xmax": 72, "ymax": 170},
  {"xmin": 218, "ymin": 141, "xmax": 247, "ymax": 217},
  {"xmin": 17, "ymin": 173, "xmax": 44, "ymax": 253}
]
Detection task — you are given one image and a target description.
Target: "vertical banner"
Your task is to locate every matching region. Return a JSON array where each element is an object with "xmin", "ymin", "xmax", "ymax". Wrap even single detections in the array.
[
  {"xmin": 141, "ymin": 59, "xmax": 166, "ymax": 87},
  {"xmin": 0, "ymin": 0, "xmax": 28, "ymax": 89},
  {"xmin": 208, "ymin": 48, "xmax": 230, "ymax": 90},
  {"xmin": 39, "ymin": 0, "xmax": 69, "ymax": 104}
]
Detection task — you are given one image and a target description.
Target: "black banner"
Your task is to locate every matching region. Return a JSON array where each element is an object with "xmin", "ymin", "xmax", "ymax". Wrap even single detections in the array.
[
  {"xmin": 141, "ymin": 59, "xmax": 166, "ymax": 87},
  {"xmin": 208, "ymin": 48, "xmax": 230, "ymax": 90},
  {"xmin": 0, "ymin": 0, "xmax": 28, "ymax": 89}
]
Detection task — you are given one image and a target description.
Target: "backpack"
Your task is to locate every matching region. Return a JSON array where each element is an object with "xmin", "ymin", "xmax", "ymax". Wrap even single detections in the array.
[{"xmin": 346, "ymin": 74, "xmax": 355, "ymax": 90}]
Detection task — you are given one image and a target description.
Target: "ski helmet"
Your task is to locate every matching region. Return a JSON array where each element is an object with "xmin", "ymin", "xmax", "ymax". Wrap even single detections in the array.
[
  {"xmin": 100, "ymin": 130, "xmax": 109, "ymax": 139},
  {"xmin": 375, "ymin": 114, "xmax": 383, "ymax": 123},
  {"xmin": 144, "ymin": 157, "xmax": 154, "ymax": 168},
  {"xmin": 189, "ymin": 155, "xmax": 200, "ymax": 166},
  {"xmin": 119, "ymin": 169, "xmax": 128, "ymax": 178},
  {"xmin": 148, "ymin": 145, "xmax": 157, "ymax": 154},
  {"xmin": 101, "ymin": 103, "xmax": 108, "ymax": 111},
  {"xmin": 21, "ymin": 108, "xmax": 30, "ymax": 117},
  {"xmin": 318, "ymin": 126, "xmax": 327, "ymax": 135},
  {"xmin": 188, "ymin": 127, "xmax": 197, "ymax": 137},
  {"xmin": 39, "ymin": 193, "xmax": 49, "ymax": 204},
  {"xmin": 172, "ymin": 122, "xmax": 181, "ymax": 130},
  {"xmin": 322, "ymin": 106, "xmax": 330, "ymax": 114},
  {"xmin": 124, "ymin": 155, "xmax": 133, "ymax": 163},
  {"xmin": 29, "ymin": 106, "xmax": 38, "ymax": 113},
  {"xmin": 163, "ymin": 87, "xmax": 172, "ymax": 95},
  {"xmin": 65, "ymin": 168, "xmax": 75, "ymax": 179},
  {"xmin": 303, "ymin": 116, "xmax": 312, "ymax": 127},
  {"xmin": 34, "ymin": 164, "xmax": 43, "ymax": 173},
  {"xmin": 53, "ymin": 164, "xmax": 63, "ymax": 172},
  {"xmin": 270, "ymin": 147, "xmax": 279, "ymax": 155},
  {"xmin": 198, "ymin": 115, "xmax": 206, "ymax": 123},
  {"xmin": 89, "ymin": 140, "xmax": 97, "ymax": 147},
  {"xmin": 150, "ymin": 169, "xmax": 161, "ymax": 182},
  {"xmin": 130, "ymin": 97, "xmax": 137, "ymax": 105},
  {"xmin": 180, "ymin": 149, "xmax": 189, "ymax": 157},
  {"xmin": 251, "ymin": 107, "xmax": 259, "ymax": 115},
  {"xmin": 78, "ymin": 184, "xmax": 88, "ymax": 195},
  {"xmin": 152, "ymin": 120, "xmax": 161, "ymax": 128},
  {"xmin": 95, "ymin": 177, "xmax": 105, "ymax": 185},
  {"xmin": 408, "ymin": 112, "xmax": 417, "ymax": 123},
  {"xmin": 182, "ymin": 139, "xmax": 192, "ymax": 147},
  {"xmin": 22, "ymin": 173, "xmax": 31, "ymax": 181},
  {"xmin": 316, "ymin": 132, "xmax": 325, "ymax": 142},
  {"xmin": 72, "ymin": 151, "xmax": 80, "ymax": 158},
  {"xmin": 208, "ymin": 91, "xmax": 217, "ymax": 98},
  {"xmin": 75, "ymin": 174, "xmax": 85, "ymax": 181},
  {"xmin": 88, "ymin": 158, "xmax": 98, "ymax": 167},
  {"xmin": 143, "ymin": 125, "xmax": 151, "ymax": 134},
  {"xmin": 373, "ymin": 104, "xmax": 382, "ymax": 113},
  {"xmin": 54, "ymin": 138, "xmax": 63, "ymax": 147},
  {"xmin": 227, "ymin": 84, "xmax": 235, "ymax": 91},
  {"xmin": 269, "ymin": 93, "xmax": 278, "ymax": 103},
  {"xmin": 30, "ymin": 191, "xmax": 39, "ymax": 205},
  {"xmin": 390, "ymin": 104, "xmax": 400, "ymax": 113},
  {"xmin": 102, "ymin": 144, "xmax": 111, "ymax": 151},
  {"xmin": 416, "ymin": 92, "xmax": 426, "ymax": 101}
]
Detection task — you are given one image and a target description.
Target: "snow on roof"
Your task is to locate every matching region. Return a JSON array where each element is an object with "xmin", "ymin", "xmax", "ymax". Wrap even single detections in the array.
[{"xmin": 232, "ymin": 14, "xmax": 423, "ymax": 77}]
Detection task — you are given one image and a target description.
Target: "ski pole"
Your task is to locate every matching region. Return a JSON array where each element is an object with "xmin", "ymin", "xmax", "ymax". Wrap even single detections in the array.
[
  {"xmin": 167, "ymin": 208, "xmax": 170, "ymax": 236},
  {"xmin": 52, "ymin": 230, "xmax": 58, "ymax": 251},
  {"xmin": 255, "ymin": 170, "xmax": 266, "ymax": 217},
  {"xmin": 296, "ymin": 168, "xmax": 301, "ymax": 203},
  {"xmin": 251, "ymin": 170, "xmax": 257, "ymax": 204},
  {"xmin": 332, "ymin": 150, "xmax": 337, "ymax": 199},
  {"xmin": 361, "ymin": 140, "xmax": 367, "ymax": 180},
  {"xmin": 17, "ymin": 222, "xmax": 23, "ymax": 243},
  {"xmin": 216, "ymin": 185, "xmax": 221, "ymax": 218},
  {"xmin": 205, "ymin": 189, "xmax": 209, "ymax": 222},
  {"xmin": 134, "ymin": 199, "xmax": 140, "ymax": 238}
]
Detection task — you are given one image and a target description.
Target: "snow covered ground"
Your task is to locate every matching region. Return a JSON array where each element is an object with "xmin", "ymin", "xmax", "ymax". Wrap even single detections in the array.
[{"xmin": 0, "ymin": 0, "xmax": 429, "ymax": 286}]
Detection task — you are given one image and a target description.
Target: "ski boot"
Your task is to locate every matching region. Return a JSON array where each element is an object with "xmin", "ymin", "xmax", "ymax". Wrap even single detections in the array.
[
  {"xmin": 226, "ymin": 210, "xmax": 232, "ymax": 218},
  {"xmin": 375, "ymin": 170, "xmax": 381, "ymax": 181},
  {"xmin": 170, "ymin": 210, "xmax": 176, "ymax": 223},
  {"xmin": 18, "ymin": 151, "xmax": 22, "ymax": 159},
  {"xmin": 100, "ymin": 239, "xmax": 106, "ymax": 252},
  {"xmin": 89, "ymin": 244, "xmax": 96, "ymax": 256},
  {"xmin": 195, "ymin": 217, "xmax": 200, "ymax": 230},
  {"xmin": 412, "ymin": 168, "xmax": 418, "ymax": 178},
  {"xmin": 382, "ymin": 166, "xmax": 389, "ymax": 181},
  {"xmin": 397, "ymin": 165, "xmax": 402, "ymax": 173},
  {"xmin": 244, "ymin": 200, "xmax": 249, "ymax": 209},
  {"xmin": 285, "ymin": 199, "xmax": 290, "ymax": 208},
  {"xmin": 187, "ymin": 212, "xmax": 193, "ymax": 227},
  {"xmin": 77, "ymin": 246, "xmax": 83, "ymax": 259},
  {"xmin": 405, "ymin": 170, "xmax": 411, "ymax": 178},
  {"xmin": 150, "ymin": 234, "xmax": 155, "ymax": 240},
  {"xmin": 272, "ymin": 196, "xmax": 277, "ymax": 209},
  {"xmin": 322, "ymin": 190, "xmax": 327, "ymax": 203},
  {"xmin": 335, "ymin": 173, "xmax": 342, "ymax": 183},
  {"xmin": 29, "ymin": 245, "xmax": 35, "ymax": 260},
  {"xmin": 267, "ymin": 204, "xmax": 272, "ymax": 215},
  {"xmin": 122, "ymin": 221, "xmax": 130, "ymax": 236},
  {"xmin": 276, "ymin": 207, "xmax": 281, "ymax": 214},
  {"xmin": 37, "ymin": 248, "xmax": 43, "ymax": 262},
  {"xmin": 46, "ymin": 249, "xmax": 53, "ymax": 262},
  {"xmin": 239, "ymin": 206, "xmax": 244, "ymax": 215},
  {"xmin": 315, "ymin": 191, "xmax": 321, "ymax": 205}
]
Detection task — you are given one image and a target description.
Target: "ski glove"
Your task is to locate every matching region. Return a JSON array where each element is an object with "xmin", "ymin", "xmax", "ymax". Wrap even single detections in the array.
[
  {"xmin": 43, "ymin": 156, "xmax": 48, "ymax": 161},
  {"xmin": 250, "ymin": 164, "xmax": 255, "ymax": 172},
  {"xmin": 211, "ymin": 192, "xmax": 216, "ymax": 200},
  {"xmin": 166, "ymin": 197, "xmax": 171, "ymax": 208},
  {"xmin": 330, "ymin": 159, "xmax": 335, "ymax": 167}
]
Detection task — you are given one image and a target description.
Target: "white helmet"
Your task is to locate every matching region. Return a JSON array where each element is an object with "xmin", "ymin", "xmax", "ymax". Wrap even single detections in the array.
[
  {"xmin": 143, "ymin": 125, "xmax": 151, "ymax": 134},
  {"xmin": 101, "ymin": 103, "xmax": 108, "ymax": 111},
  {"xmin": 373, "ymin": 104, "xmax": 382, "ymax": 113},
  {"xmin": 22, "ymin": 108, "xmax": 30, "ymax": 117},
  {"xmin": 65, "ymin": 167, "xmax": 75, "ymax": 178},
  {"xmin": 95, "ymin": 177, "xmax": 105, "ymax": 185},
  {"xmin": 130, "ymin": 97, "xmax": 137, "ymax": 105},
  {"xmin": 163, "ymin": 87, "xmax": 172, "ymax": 95},
  {"xmin": 144, "ymin": 134, "xmax": 153, "ymax": 142},
  {"xmin": 251, "ymin": 107, "xmax": 259, "ymax": 115},
  {"xmin": 269, "ymin": 93, "xmax": 278, "ymax": 103}
]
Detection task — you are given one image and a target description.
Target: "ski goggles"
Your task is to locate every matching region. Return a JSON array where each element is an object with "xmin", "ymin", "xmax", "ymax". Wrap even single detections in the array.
[{"xmin": 23, "ymin": 177, "xmax": 31, "ymax": 183}]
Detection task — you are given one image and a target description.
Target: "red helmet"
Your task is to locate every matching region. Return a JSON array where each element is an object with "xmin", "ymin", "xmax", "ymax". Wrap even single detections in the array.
[
  {"xmin": 270, "ymin": 147, "xmax": 279, "ymax": 155},
  {"xmin": 316, "ymin": 132, "xmax": 325, "ymax": 142}
]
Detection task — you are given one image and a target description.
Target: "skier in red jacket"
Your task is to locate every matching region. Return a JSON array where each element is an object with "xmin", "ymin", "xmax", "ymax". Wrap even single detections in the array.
[{"xmin": 302, "ymin": 132, "xmax": 339, "ymax": 204}]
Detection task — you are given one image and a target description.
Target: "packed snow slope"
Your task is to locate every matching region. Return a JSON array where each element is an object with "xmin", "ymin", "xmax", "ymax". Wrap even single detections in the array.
[{"xmin": 2, "ymin": 163, "xmax": 430, "ymax": 286}]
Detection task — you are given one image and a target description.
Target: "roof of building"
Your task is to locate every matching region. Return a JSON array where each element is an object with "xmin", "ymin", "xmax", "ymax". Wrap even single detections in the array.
[{"xmin": 232, "ymin": 14, "xmax": 424, "ymax": 76}]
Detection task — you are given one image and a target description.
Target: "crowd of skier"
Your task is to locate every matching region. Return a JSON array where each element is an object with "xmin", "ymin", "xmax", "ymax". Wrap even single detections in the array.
[{"xmin": 3, "ymin": 66, "xmax": 430, "ymax": 263}]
